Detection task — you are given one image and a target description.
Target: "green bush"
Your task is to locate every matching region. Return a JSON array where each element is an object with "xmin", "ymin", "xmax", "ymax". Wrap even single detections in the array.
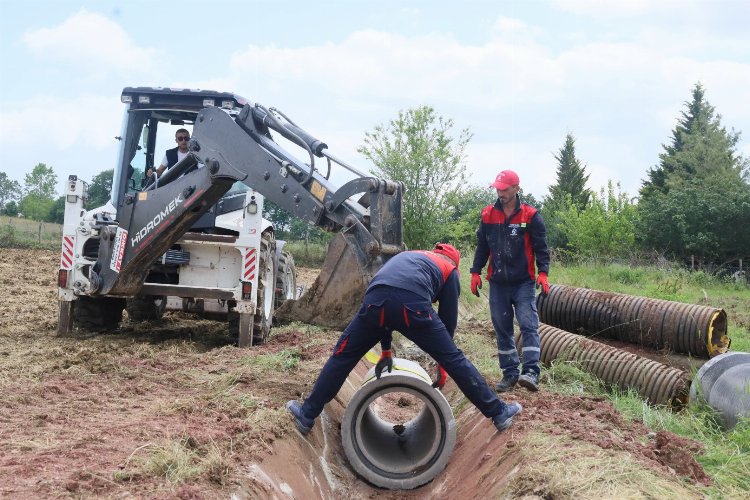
[
  {"xmin": 283, "ymin": 241, "xmax": 328, "ymax": 267},
  {"xmin": 608, "ymin": 265, "xmax": 644, "ymax": 285}
]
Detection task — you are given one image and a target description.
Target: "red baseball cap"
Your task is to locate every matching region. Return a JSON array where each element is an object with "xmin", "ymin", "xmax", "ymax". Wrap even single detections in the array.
[
  {"xmin": 490, "ymin": 170, "xmax": 520, "ymax": 190},
  {"xmin": 433, "ymin": 243, "xmax": 460, "ymax": 266}
]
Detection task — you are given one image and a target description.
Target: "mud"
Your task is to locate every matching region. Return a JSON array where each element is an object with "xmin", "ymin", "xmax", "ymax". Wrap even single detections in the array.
[{"xmin": 0, "ymin": 248, "xmax": 712, "ymax": 498}]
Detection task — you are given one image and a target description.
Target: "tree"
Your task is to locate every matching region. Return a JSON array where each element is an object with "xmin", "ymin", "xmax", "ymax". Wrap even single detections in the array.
[
  {"xmin": 263, "ymin": 200, "xmax": 293, "ymax": 236},
  {"xmin": 18, "ymin": 163, "xmax": 58, "ymax": 221},
  {"xmin": 641, "ymin": 82, "xmax": 748, "ymax": 198},
  {"xmin": 639, "ymin": 83, "xmax": 750, "ymax": 264},
  {"xmin": 18, "ymin": 195, "xmax": 54, "ymax": 221},
  {"xmin": 48, "ymin": 196, "xmax": 66, "ymax": 224},
  {"xmin": 547, "ymin": 134, "xmax": 592, "ymax": 211},
  {"xmin": 543, "ymin": 134, "xmax": 592, "ymax": 251},
  {"xmin": 559, "ymin": 181, "xmax": 639, "ymax": 260},
  {"xmin": 87, "ymin": 169, "xmax": 114, "ymax": 208},
  {"xmin": 358, "ymin": 105, "xmax": 472, "ymax": 249},
  {"xmin": 638, "ymin": 172, "xmax": 750, "ymax": 266},
  {"xmin": 2, "ymin": 200, "xmax": 18, "ymax": 216},
  {"xmin": 23, "ymin": 163, "xmax": 58, "ymax": 199},
  {"xmin": 0, "ymin": 172, "xmax": 22, "ymax": 211},
  {"xmin": 440, "ymin": 185, "xmax": 495, "ymax": 247}
]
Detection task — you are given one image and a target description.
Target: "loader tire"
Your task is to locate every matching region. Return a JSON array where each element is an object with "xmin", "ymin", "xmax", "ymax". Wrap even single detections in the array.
[
  {"xmin": 126, "ymin": 295, "xmax": 167, "ymax": 322},
  {"xmin": 73, "ymin": 296, "xmax": 125, "ymax": 331},
  {"xmin": 275, "ymin": 250, "xmax": 297, "ymax": 310},
  {"xmin": 230, "ymin": 231, "xmax": 276, "ymax": 345},
  {"xmin": 253, "ymin": 231, "xmax": 276, "ymax": 344}
]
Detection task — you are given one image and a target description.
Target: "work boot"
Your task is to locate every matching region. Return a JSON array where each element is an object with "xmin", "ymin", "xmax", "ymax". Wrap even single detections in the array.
[
  {"xmin": 492, "ymin": 402, "xmax": 523, "ymax": 432},
  {"xmin": 286, "ymin": 400, "xmax": 314, "ymax": 434},
  {"xmin": 495, "ymin": 376, "xmax": 518, "ymax": 393},
  {"xmin": 518, "ymin": 371, "xmax": 539, "ymax": 392}
]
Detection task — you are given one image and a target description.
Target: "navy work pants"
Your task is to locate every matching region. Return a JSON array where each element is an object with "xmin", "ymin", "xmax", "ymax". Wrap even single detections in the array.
[
  {"xmin": 301, "ymin": 286, "xmax": 505, "ymax": 420},
  {"xmin": 489, "ymin": 280, "xmax": 541, "ymax": 378}
]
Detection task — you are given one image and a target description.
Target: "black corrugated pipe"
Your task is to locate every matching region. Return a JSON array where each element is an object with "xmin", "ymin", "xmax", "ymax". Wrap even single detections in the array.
[
  {"xmin": 537, "ymin": 284, "xmax": 730, "ymax": 358},
  {"xmin": 518, "ymin": 324, "xmax": 691, "ymax": 407}
]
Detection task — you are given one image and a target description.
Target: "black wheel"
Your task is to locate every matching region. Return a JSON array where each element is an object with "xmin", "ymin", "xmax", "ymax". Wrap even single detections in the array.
[
  {"xmin": 126, "ymin": 295, "xmax": 167, "ymax": 322},
  {"xmin": 253, "ymin": 231, "xmax": 276, "ymax": 344},
  {"xmin": 73, "ymin": 296, "xmax": 125, "ymax": 331},
  {"xmin": 230, "ymin": 231, "xmax": 276, "ymax": 346},
  {"xmin": 275, "ymin": 250, "xmax": 297, "ymax": 309}
]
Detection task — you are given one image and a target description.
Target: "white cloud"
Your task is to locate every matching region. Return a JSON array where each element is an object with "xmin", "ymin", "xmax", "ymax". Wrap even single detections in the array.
[
  {"xmin": 22, "ymin": 9, "xmax": 160, "ymax": 76},
  {"xmin": 229, "ymin": 28, "xmax": 563, "ymax": 112},
  {"xmin": 549, "ymin": 0, "xmax": 671, "ymax": 17},
  {"xmin": 0, "ymin": 93, "xmax": 123, "ymax": 187}
]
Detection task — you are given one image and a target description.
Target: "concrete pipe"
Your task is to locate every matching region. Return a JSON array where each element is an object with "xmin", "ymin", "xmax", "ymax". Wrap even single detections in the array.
[
  {"xmin": 341, "ymin": 357, "xmax": 457, "ymax": 490},
  {"xmin": 689, "ymin": 351, "xmax": 750, "ymax": 429},
  {"xmin": 537, "ymin": 284, "xmax": 730, "ymax": 358}
]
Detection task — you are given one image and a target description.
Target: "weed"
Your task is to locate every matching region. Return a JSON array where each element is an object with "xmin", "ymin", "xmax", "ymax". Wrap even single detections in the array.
[
  {"xmin": 609, "ymin": 265, "xmax": 644, "ymax": 285},
  {"xmin": 242, "ymin": 348, "xmax": 302, "ymax": 372},
  {"xmin": 135, "ymin": 438, "xmax": 203, "ymax": 484},
  {"xmin": 542, "ymin": 359, "xmax": 606, "ymax": 396}
]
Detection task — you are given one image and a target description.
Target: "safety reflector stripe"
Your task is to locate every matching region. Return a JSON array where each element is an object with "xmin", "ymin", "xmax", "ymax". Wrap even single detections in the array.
[
  {"xmin": 60, "ymin": 235, "xmax": 74, "ymax": 270},
  {"xmin": 521, "ymin": 346, "xmax": 541, "ymax": 353},
  {"xmin": 243, "ymin": 248, "xmax": 257, "ymax": 281}
]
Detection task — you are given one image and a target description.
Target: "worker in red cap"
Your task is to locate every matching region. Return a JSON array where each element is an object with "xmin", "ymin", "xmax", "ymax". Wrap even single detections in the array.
[
  {"xmin": 288, "ymin": 243, "xmax": 521, "ymax": 435},
  {"xmin": 470, "ymin": 170, "xmax": 550, "ymax": 393}
]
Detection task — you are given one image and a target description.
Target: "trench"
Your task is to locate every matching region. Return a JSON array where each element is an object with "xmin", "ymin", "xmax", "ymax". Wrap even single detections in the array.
[{"xmin": 236, "ymin": 359, "xmax": 521, "ymax": 498}]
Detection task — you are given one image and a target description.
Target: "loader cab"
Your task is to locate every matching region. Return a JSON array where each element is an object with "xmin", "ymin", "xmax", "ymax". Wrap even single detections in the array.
[{"xmin": 112, "ymin": 87, "xmax": 249, "ymax": 229}]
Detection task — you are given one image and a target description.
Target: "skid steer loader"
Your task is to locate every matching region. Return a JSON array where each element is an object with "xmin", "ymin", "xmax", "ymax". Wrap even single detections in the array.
[{"xmin": 57, "ymin": 87, "xmax": 404, "ymax": 346}]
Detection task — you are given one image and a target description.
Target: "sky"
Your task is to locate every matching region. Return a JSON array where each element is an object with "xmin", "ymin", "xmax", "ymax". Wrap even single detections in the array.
[{"xmin": 1, "ymin": 0, "xmax": 749, "ymax": 201}]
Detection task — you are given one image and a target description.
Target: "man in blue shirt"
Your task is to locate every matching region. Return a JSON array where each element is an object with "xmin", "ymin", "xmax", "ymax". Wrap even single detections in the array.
[
  {"xmin": 287, "ymin": 243, "xmax": 522, "ymax": 435},
  {"xmin": 470, "ymin": 170, "xmax": 550, "ymax": 393}
]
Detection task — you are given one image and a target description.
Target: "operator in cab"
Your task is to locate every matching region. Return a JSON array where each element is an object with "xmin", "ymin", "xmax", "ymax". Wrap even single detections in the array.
[
  {"xmin": 143, "ymin": 128, "xmax": 191, "ymax": 186},
  {"xmin": 287, "ymin": 243, "xmax": 522, "ymax": 436}
]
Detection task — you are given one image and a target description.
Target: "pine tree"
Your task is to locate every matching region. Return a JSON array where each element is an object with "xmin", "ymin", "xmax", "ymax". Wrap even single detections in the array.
[
  {"xmin": 543, "ymin": 134, "xmax": 592, "ymax": 250},
  {"xmin": 547, "ymin": 134, "xmax": 592, "ymax": 211},
  {"xmin": 638, "ymin": 83, "xmax": 750, "ymax": 265},
  {"xmin": 641, "ymin": 82, "xmax": 747, "ymax": 198}
]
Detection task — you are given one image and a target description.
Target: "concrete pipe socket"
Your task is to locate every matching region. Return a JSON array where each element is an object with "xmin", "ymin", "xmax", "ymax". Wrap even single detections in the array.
[
  {"xmin": 341, "ymin": 357, "xmax": 457, "ymax": 490},
  {"xmin": 689, "ymin": 352, "xmax": 750, "ymax": 429}
]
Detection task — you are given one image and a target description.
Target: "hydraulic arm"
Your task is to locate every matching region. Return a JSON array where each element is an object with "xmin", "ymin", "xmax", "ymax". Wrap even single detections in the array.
[{"xmin": 89, "ymin": 102, "xmax": 404, "ymax": 328}]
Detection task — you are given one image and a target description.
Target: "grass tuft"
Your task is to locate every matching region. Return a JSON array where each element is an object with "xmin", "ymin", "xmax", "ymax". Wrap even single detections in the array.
[{"xmin": 511, "ymin": 431, "xmax": 705, "ymax": 499}]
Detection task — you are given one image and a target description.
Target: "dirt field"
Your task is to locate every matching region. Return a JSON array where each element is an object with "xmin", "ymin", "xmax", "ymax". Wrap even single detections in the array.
[{"xmin": 0, "ymin": 248, "xmax": 713, "ymax": 498}]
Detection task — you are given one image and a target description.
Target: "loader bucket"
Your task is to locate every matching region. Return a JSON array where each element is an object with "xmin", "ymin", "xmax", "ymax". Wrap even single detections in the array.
[{"xmin": 274, "ymin": 232, "xmax": 382, "ymax": 330}]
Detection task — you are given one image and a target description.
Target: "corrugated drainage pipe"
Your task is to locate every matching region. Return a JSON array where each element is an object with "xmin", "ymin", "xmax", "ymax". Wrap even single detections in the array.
[
  {"xmin": 341, "ymin": 357, "xmax": 457, "ymax": 490},
  {"xmin": 520, "ymin": 324, "xmax": 691, "ymax": 407},
  {"xmin": 537, "ymin": 284, "xmax": 730, "ymax": 358},
  {"xmin": 689, "ymin": 351, "xmax": 750, "ymax": 429}
]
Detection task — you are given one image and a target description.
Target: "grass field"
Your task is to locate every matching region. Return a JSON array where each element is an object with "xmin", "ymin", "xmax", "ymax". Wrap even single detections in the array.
[
  {"xmin": 452, "ymin": 257, "xmax": 750, "ymax": 497},
  {"xmin": 0, "ymin": 216, "xmax": 62, "ymax": 249}
]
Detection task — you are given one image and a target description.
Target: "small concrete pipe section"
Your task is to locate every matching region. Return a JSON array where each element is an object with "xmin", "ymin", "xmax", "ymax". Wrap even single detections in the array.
[
  {"xmin": 537, "ymin": 284, "xmax": 730, "ymax": 358},
  {"xmin": 689, "ymin": 352, "xmax": 750, "ymax": 429},
  {"xmin": 520, "ymin": 324, "xmax": 691, "ymax": 407},
  {"xmin": 341, "ymin": 358, "xmax": 456, "ymax": 490}
]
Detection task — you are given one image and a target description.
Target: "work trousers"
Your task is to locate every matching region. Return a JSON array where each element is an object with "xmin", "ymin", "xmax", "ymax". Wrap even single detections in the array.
[
  {"xmin": 489, "ymin": 280, "xmax": 541, "ymax": 378},
  {"xmin": 301, "ymin": 286, "xmax": 505, "ymax": 420}
]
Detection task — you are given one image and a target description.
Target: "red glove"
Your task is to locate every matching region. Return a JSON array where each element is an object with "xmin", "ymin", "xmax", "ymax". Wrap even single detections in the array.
[
  {"xmin": 375, "ymin": 350, "xmax": 393, "ymax": 379},
  {"xmin": 470, "ymin": 273, "xmax": 483, "ymax": 297},
  {"xmin": 536, "ymin": 272, "xmax": 550, "ymax": 296},
  {"xmin": 431, "ymin": 365, "xmax": 448, "ymax": 389}
]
